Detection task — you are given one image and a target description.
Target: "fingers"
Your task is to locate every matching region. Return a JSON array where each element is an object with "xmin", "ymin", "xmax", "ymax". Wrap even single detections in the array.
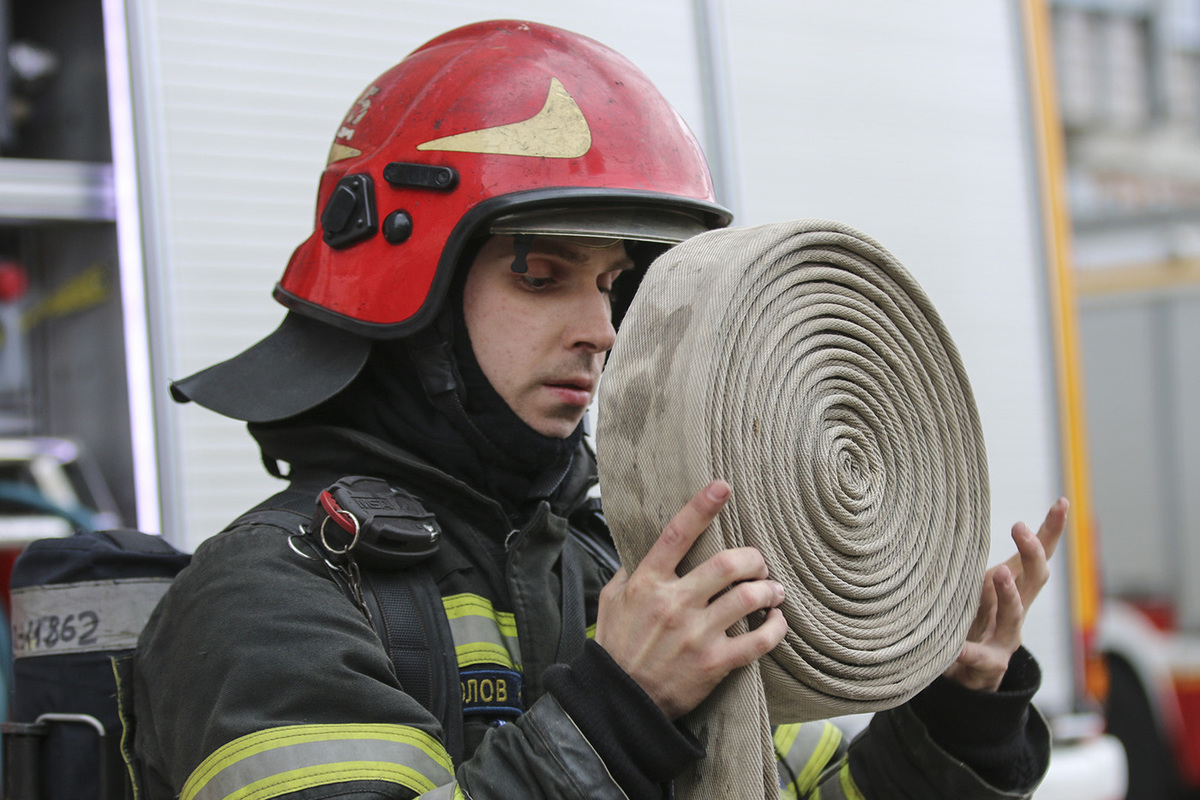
[
  {"xmin": 684, "ymin": 546, "xmax": 771, "ymax": 599},
  {"xmin": 599, "ymin": 480, "xmax": 789, "ymax": 718},
  {"xmin": 1035, "ymin": 497, "xmax": 1069, "ymax": 562},
  {"xmin": 1010, "ymin": 521, "xmax": 1047, "ymax": 603},
  {"xmin": 706, "ymin": 577, "xmax": 785, "ymax": 633},
  {"xmin": 1008, "ymin": 496, "xmax": 1067, "ymax": 608},
  {"xmin": 990, "ymin": 565, "xmax": 1024, "ymax": 649},
  {"xmin": 946, "ymin": 566, "xmax": 1025, "ymax": 691},
  {"xmin": 1001, "ymin": 496, "xmax": 1068, "ymax": 597},
  {"xmin": 966, "ymin": 570, "xmax": 998, "ymax": 642},
  {"xmin": 640, "ymin": 480, "xmax": 731, "ymax": 576},
  {"xmin": 723, "ymin": 607, "xmax": 788, "ymax": 668}
]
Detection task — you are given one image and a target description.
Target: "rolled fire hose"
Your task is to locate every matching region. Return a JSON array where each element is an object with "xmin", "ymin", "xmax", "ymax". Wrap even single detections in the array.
[{"xmin": 595, "ymin": 219, "xmax": 990, "ymax": 798}]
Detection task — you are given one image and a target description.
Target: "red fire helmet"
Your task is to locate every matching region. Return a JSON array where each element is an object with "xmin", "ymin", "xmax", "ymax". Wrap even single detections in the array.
[
  {"xmin": 276, "ymin": 19, "xmax": 731, "ymax": 337},
  {"xmin": 172, "ymin": 20, "xmax": 731, "ymax": 423}
]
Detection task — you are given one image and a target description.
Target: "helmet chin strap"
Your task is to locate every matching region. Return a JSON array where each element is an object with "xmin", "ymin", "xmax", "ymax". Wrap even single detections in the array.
[
  {"xmin": 510, "ymin": 234, "xmax": 532, "ymax": 274},
  {"xmin": 406, "ymin": 312, "xmax": 468, "ymax": 405},
  {"xmin": 406, "ymin": 321, "xmax": 504, "ymax": 465}
]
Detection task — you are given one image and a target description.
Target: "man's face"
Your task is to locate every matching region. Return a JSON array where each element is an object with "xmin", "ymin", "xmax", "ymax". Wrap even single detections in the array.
[{"xmin": 462, "ymin": 234, "xmax": 633, "ymax": 438}]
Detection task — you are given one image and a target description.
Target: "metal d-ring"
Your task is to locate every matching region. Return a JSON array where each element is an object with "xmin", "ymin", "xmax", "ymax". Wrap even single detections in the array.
[
  {"xmin": 287, "ymin": 531, "xmax": 319, "ymax": 561},
  {"xmin": 320, "ymin": 509, "xmax": 360, "ymax": 555}
]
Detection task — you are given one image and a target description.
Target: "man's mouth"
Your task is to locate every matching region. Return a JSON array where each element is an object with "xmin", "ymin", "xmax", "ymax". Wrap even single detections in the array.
[{"xmin": 543, "ymin": 377, "xmax": 595, "ymax": 407}]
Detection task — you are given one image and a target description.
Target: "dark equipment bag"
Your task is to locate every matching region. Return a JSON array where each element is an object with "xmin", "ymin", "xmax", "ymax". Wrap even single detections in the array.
[{"xmin": 3, "ymin": 529, "xmax": 191, "ymax": 800}]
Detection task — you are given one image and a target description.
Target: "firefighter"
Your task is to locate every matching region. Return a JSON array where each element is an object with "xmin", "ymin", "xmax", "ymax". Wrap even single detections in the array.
[{"xmin": 134, "ymin": 19, "xmax": 1058, "ymax": 799}]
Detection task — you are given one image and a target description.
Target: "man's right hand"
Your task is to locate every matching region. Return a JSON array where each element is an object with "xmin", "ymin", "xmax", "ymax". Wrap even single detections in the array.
[{"xmin": 594, "ymin": 480, "xmax": 788, "ymax": 719}]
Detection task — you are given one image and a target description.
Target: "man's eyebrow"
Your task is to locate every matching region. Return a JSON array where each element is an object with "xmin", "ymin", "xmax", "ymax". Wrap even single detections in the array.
[{"xmin": 528, "ymin": 237, "xmax": 635, "ymax": 270}]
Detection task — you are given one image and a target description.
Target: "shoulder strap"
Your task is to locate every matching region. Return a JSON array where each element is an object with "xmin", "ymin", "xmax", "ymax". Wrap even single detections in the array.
[
  {"xmin": 553, "ymin": 497, "xmax": 617, "ymax": 664},
  {"xmin": 361, "ymin": 569, "xmax": 463, "ymax": 765},
  {"xmin": 568, "ymin": 497, "xmax": 621, "ymax": 575},
  {"xmin": 556, "ymin": 535, "xmax": 587, "ymax": 664},
  {"xmin": 230, "ymin": 486, "xmax": 463, "ymax": 763},
  {"xmin": 228, "ymin": 486, "xmax": 317, "ymax": 529}
]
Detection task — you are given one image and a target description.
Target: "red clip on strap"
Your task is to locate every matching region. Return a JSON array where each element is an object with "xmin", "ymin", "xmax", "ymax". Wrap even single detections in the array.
[{"xmin": 319, "ymin": 490, "xmax": 358, "ymax": 534}]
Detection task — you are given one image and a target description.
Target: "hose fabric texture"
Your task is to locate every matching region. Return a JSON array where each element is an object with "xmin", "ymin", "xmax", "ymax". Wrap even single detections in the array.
[{"xmin": 595, "ymin": 219, "xmax": 991, "ymax": 798}]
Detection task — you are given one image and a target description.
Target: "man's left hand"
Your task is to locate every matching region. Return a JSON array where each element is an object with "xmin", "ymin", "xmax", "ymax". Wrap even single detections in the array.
[{"xmin": 943, "ymin": 498, "xmax": 1069, "ymax": 692}]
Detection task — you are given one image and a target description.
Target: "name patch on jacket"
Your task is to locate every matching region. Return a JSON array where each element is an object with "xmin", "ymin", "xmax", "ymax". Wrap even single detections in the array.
[{"xmin": 460, "ymin": 667, "xmax": 523, "ymax": 717}]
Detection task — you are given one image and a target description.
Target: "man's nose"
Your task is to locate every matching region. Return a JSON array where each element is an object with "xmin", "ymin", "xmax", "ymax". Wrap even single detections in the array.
[{"xmin": 567, "ymin": 289, "xmax": 617, "ymax": 353}]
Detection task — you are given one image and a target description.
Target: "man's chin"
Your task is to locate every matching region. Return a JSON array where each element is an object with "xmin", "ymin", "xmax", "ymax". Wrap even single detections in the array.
[{"xmin": 526, "ymin": 410, "xmax": 586, "ymax": 439}]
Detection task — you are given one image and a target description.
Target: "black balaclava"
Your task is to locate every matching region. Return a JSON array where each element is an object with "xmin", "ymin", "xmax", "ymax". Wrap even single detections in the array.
[{"xmin": 272, "ymin": 267, "xmax": 584, "ymax": 522}]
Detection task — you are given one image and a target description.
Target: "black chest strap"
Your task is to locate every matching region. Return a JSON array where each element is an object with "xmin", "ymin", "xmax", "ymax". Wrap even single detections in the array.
[
  {"xmin": 557, "ymin": 536, "xmax": 587, "ymax": 664},
  {"xmin": 360, "ymin": 568, "xmax": 463, "ymax": 764}
]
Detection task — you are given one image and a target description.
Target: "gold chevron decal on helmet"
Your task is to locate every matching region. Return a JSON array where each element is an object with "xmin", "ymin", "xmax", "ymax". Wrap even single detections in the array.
[
  {"xmin": 327, "ymin": 142, "xmax": 363, "ymax": 165},
  {"xmin": 416, "ymin": 78, "xmax": 591, "ymax": 158}
]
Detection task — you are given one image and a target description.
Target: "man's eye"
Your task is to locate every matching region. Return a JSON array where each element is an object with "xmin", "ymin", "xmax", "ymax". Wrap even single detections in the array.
[{"xmin": 522, "ymin": 276, "xmax": 552, "ymax": 289}]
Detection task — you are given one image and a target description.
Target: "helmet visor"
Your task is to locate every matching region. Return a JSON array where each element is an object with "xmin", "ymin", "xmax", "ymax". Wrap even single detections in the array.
[{"xmin": 488, "ymin": 206, "xmax": 710, "ymax": 246}]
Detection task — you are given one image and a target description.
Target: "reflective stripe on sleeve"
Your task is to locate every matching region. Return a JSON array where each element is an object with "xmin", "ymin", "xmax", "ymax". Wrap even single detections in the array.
[
  {"xmin": 774, "ymin": 721, "xmax": 843, "ymax": 799},
  {"xmin": 838, "ymin": 761, "xmax": 865, "ymax": 800},
  {"xmin": 421, "ymin": 782, "xmax": 469, "ymax": 799},
  {"xmin": 181, "ymin": 724, "xmax": 452, "ymax": 800},
  {"xmin": 806, "ymin": 759, "xmax": 864, "ymax": 800},
  {"xmin": 442, "ymin": 594, "xmax": 521, "ymax": 669}
]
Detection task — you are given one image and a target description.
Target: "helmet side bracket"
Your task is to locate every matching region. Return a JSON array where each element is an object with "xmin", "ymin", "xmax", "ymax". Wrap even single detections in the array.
[{"xmin": 321, "ymin": 174, "xmax": 378, "ymax": 250}]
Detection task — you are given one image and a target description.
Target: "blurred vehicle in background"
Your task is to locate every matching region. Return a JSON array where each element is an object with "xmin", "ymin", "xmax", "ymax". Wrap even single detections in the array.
[
  {"xmin": 0, "ymin": 436, "xmax": 121, "ymax": 602},
  {"xmin": 1049, "ymin": 1, "xmax": 1200, "ymax": 796}
]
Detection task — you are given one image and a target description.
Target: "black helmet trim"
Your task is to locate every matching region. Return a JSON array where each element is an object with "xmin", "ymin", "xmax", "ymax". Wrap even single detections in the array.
[
  {"xmin": 169, "ymin": 312, "xmax": 372, "ymax": 423},
  {"xmin": 489, "ymin": 205, "xmax": 710, "ymax": 245},
  {"xmin": 273, "ymin": 187, "xmax": 733, "ymax": 341}
]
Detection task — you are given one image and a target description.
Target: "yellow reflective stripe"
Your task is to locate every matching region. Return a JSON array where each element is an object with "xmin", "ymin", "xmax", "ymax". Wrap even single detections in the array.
[
  {"xmin": 587, "ymin": 623, "xmax": 596, "ymax": 639},
  {"xmin": 443, "ymin": 594, "xmax": 517, "ymax": 636},
  {"xmin": 838, "ymin": 761, "xmax": 865, "ymax": 800},
  {"xmin": 774, "ymin": 723, "xmax": 802, "ymax": 762},
  {"xmin": 442, "ymin": 594, "xmax": 521, "ymax": 669},
  {"xmin": 775, "ymin": 723, "xmax": 802, "ymax": 799},
  {"xmin": 455, "ymin": 641, "xmax": 516, "ymax": 669},
  {"xmin": 111, "ymin": 656, "xmax": 142, "ymax": 800},
  {"xmin": 798, "ymin": 723, "xmax": 842, "ymax": 793},
  {"xmin": 223, "ymin": 762, "xmax": 436, "ymax": 800},
  {"xmin": 182, "ymin": 724, "xmax": 451, "ymax": 800},
  {"xmin": 775, "ymin": 722, "xmax": 842, "ymax": 798}
]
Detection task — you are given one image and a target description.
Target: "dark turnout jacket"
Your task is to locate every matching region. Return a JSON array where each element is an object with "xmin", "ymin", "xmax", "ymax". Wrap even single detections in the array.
[{"xmin": 132, "ymin": 424, "xmax": 1050, "ymax": 799}]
